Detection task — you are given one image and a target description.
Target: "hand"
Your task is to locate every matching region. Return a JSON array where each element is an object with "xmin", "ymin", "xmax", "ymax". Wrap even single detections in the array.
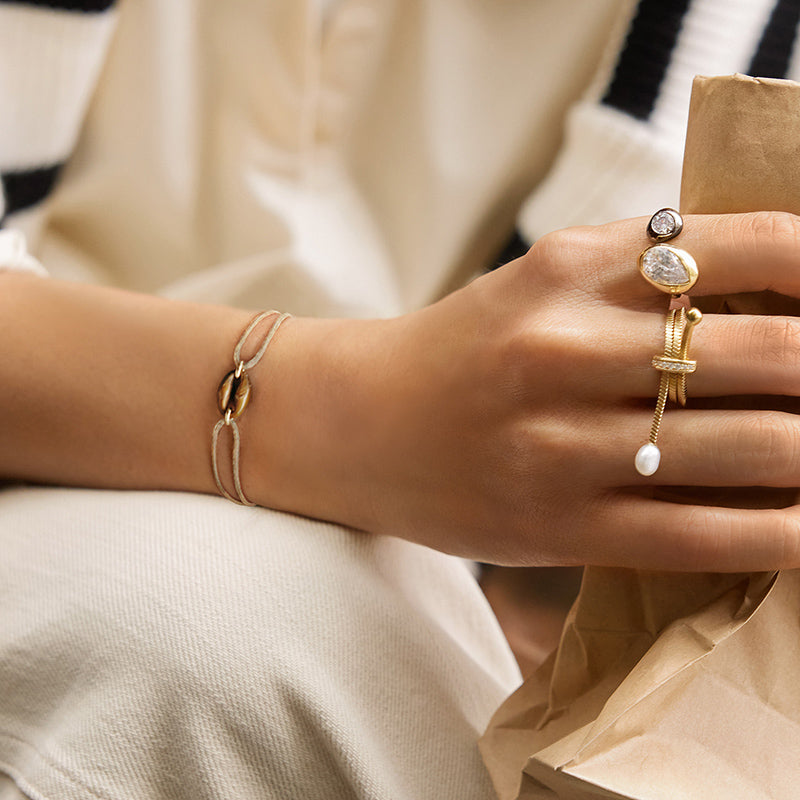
[{"xmin": 249, "ymin": 212, "xmax": 800, "ymax": 571}]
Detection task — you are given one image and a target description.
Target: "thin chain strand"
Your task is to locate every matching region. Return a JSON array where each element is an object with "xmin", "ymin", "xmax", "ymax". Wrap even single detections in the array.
[
  {"xmin": 646, "ymin": 306, "xmax": 701, "ymax": 448},
  {"xmin": 648, "ymin": 308, "xmax": 683, "ymax": 446},
  {"xmin": 648, "ymin": 373, "xmax": 670, "ymax": 445}
]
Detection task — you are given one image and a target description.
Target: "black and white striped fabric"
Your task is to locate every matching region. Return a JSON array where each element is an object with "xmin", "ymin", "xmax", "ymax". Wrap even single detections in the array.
[
  {"xmin": 503, "ymin": 0, "xmax": 800, "ymax": 263},
  {"xmin": 603, "ymin": 0, "xmax": 800, "ymax": 122},
  {"xmin": 748, "ymin": 0, "xmax": 800, "ymax": 79},
  {"xmin": 2, "ymin": 0, "xmax": 800, "ymax": 243},
  {"xmin": 0, "ymin": 0, "xmax": 117, "ymax": 225}
]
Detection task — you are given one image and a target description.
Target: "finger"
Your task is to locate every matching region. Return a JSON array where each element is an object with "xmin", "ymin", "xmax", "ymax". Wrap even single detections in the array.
[
  {"xmin": 566, "ymin": 211, "xmax": 800, "ymax": 301},
  {"xmin": 560, "ymin": 310, "xmax": 800, "ymax": 401},
  {"xmin": 618, "ymin": 409, "xmax": 800, "ymax": 488},
  {"xmin": 682, "ymin": 314, "xmax": 800, "ymax": 399},
  {"xmin": 686, "ymin": 212, "xmax": 800, "ymax": 297},
  {"xmin": 589, "ymin": 493, "xmax": 800, "ymax": 572},
  {"xmin": 552, "ymin": 408, "xmax": 800, "ymax": 489}
]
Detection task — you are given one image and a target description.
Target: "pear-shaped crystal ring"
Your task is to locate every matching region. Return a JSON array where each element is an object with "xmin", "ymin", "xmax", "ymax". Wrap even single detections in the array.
[
  {"xmin": 638, "ymin": 208, "xmax": 697, "ymax": 295},
  {"xmin": 638, "ymin": 243, "xmax": 698, "ymax": 295},
  {"xmin": 634, "ymin": 209, "xmax": 702, "ymax": 477}
]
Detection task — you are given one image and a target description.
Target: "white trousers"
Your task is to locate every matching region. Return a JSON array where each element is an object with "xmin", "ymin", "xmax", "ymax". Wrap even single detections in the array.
[{"xmin": 0, "ymin": 487, "xmax": 520, "ymax": 800}]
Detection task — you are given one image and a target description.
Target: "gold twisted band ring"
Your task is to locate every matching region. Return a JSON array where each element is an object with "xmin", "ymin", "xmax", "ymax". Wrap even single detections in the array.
[
  {"xmin": 635, "ymin": 209, "xmax": 703, "ymax": 477},
  {"xmin": 635, "ymin": 307, "xmax": 703, "ymax": 476},
  {"xmin": 653, "ymin": 305, "xmax": 702, "ymax": 407}
]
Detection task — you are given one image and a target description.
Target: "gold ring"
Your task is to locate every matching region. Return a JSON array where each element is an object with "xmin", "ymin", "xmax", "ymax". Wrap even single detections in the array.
[
  {"xmin": 639, "ymin": 244, "xmax": 698, "ymax": 296},
  {"xmin": 635, "ymin": 307, "xmax": 702, "ymax": 476},
  {"xmin": 635, "ymin": 210, "xmax": 702, "ymax": 477},
  {"xmin": 647, "ymin": 207, "xmax": 683, "ymax": 241},
  {"xmin": 652, "ymin": 306, "xmax": 703, "ymax": 407},
  {"xmin": 639, "ymin": 208, "xmax": 698, "ymax": 296}
]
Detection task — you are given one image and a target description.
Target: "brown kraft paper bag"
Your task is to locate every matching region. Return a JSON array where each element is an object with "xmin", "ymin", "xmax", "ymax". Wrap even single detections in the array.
[{"xmin": 479, "ymin": 74, "xmax": 800, "ymax": 800}]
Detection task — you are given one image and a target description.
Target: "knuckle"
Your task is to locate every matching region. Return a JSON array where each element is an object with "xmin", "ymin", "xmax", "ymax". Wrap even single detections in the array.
[
  {"xmin": 779, "ymin": 514, "xmax": 800, "ymax": 565},
  {"xmin": 529, "ymin": 228, "xmax": 572, "ymax": 264},
  {"xmin": 770, "ymin": 512, "xmax": 800, "ymax": 566},
  {"xmin": 526, "ymin": 226, "xmax": 598, "ymax": 288},
  {"xmin": 499, "ymin": 316, "xmax": 584, "ymax": 389},
  {"xmin": 744, "ymin": 210, "xmax": 800, "ymax": 257},
  {"xmin": 494, "ymin": 326, "xmax": 541, "ymax": 397},
  {"xmin": 682, "ymin": 507, "xmax": 800, "ymax": 570},
  {"xmin": 733, "ymin": 411, "xmax": 800, "ymax": 474},
  {"xmin": 745, "ymin": 315, "xmax": 800, "ymax": 367},
  {"xmin": 679, "ymin": 506, "xmax": 728, "ymax": 565}
]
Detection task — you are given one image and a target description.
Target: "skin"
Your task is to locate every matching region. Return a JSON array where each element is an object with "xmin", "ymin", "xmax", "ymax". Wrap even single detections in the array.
[{"xmin": 3, "ymin": 212, "xmax": 800, "ymax": 571}]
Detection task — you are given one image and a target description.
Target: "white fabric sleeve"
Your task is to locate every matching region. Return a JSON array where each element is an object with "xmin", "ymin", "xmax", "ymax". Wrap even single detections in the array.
[
  {"xmin": 0, "ymin": 230, "xmax": 47, "ymax": 277},
  {"xmin": 518, "ymin": 0, "xmax": 782, "ymax": 241}
]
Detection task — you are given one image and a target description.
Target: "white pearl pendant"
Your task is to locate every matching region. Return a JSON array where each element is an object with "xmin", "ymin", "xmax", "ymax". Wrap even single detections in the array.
[{"xmin": 635, "ymin": 443, "xmax": 661, "ymax": 476}]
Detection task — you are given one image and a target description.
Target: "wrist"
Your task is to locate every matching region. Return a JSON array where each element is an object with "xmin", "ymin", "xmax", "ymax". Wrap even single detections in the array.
[{"xmin": 240, "ymin": 315, "xmax": 389, "ymax": 529}]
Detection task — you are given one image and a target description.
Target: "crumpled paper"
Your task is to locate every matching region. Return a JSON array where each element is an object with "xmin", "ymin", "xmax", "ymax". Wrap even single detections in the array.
[
  {"xmin": 680, "ymin": 74, "xmax": 800, "ymax": 215},
  {"xmin": 480, "ymin": 74, "xmax": 800, "ymax": 800}
]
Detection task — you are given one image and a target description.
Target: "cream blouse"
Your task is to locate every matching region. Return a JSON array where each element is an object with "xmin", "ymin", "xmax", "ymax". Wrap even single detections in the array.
[{"xmin": 7, "ymin": 0, "xmax": 626, "ymax": 317}]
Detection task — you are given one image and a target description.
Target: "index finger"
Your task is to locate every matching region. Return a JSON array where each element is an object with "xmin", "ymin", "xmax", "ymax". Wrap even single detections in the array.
[{"xmin": 581, "ymin": 211, "xmax": 800, "ymax": 303}]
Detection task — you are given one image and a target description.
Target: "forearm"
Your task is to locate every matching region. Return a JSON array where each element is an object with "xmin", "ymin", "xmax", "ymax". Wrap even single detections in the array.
[
  {"xmin": 0, "ymin": 273, "xmax": 258, "ymax": 496},
  {"xmin": 0, "ymin": 272, "xmax": 383, "ymax": 529}
]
